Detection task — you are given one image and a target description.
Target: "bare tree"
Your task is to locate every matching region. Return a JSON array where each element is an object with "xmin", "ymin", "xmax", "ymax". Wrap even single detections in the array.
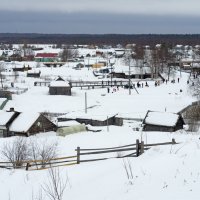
[
  {"xmin": 1, "ymin": 137, "xmax": 30, "ymax": 168},
  {"xmin": 60, "ymin": 46, "xmax": 78, "ymax": 62},
  {"xmin": 189, "ymin": 76, "xmax": 200, "ymax": 99},
  {"xmin": 30, "ymin": 140, "xmax": 58, "ymax": 169},
  {"xmin": 42, "ymin": 168, "xmax": 69, "ymax": 200},
  {"xmin": 0, "ymin": 62, "xmax": 5, "ymax": 88}
]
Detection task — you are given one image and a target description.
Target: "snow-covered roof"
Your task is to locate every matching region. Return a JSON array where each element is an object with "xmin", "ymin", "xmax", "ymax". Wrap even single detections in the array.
[
  {"xmin": 60, "ymin": 111, "xmax": 118, "ymax": 121},
  {"xmin": 57, "ymin": 120, "xmax": 81, "ymax": 127},
  {"xmin": 27, "ymin": 69, "xmax": 40, "ymax": 73},
  {"xmin": 49, "ymin": 81, "xmax": 70, "ymax": 87},
  {"xmin": 144, "ymin": 111, "xmax": 180, "ymax": 127},
  {"xmin": 0, "ymin": 111, "xmax": 15, "ymax": 126},
  {"xmin": 9, "ymin": 112, "xmax": 40, "ymax": 132}
]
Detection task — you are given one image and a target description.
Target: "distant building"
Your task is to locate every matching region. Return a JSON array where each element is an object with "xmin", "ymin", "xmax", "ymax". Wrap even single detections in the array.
[{"xmin": 35, "ymin": 53, "xmax": 59, "ymax": 62}]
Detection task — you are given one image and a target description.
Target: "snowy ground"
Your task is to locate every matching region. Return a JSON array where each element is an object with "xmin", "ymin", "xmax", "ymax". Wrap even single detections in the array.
[{"xmin": 0, "ymin": 62, "xmax": 200, "ymax": 200}]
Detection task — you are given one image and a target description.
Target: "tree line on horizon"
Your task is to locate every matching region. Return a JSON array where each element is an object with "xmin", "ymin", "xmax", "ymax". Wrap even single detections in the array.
[{"xmin": 0, "ymin": 33, "xmax": 200, "ymax": 46}]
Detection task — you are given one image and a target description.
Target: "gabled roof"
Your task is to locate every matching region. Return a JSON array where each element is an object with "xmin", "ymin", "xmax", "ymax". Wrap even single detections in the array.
[
  {"xmin": 9, "ymin": 112, "xmax": 40, "ymax": 132},
  {"xmin": 49, "ymin": 80, "xmax": 70, "ymax": 87},
  {"xmin": 0, "ymin": 111, "xmax": 16, "ymax": 126},
  {"xmin": 143, "ymin": 111, "xmax": 182, "ymax": 127}
]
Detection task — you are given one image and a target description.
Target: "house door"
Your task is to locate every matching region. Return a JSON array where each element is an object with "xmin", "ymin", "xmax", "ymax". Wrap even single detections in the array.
[{"xmin": 0, "ymin": 130, "xmax": 4, "ymax": 137}]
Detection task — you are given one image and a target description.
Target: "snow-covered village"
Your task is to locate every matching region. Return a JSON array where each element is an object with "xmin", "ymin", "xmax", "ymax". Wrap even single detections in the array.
[
  {"xmin": 1, "ymin": 1, "xmax": 200, "ymax": 200},
  {"xmin": 0, "ymin": 41, "xmax": 199, "ymax": 200}
]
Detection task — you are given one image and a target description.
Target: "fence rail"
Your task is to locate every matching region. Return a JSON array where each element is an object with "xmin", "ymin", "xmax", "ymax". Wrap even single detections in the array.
[
  {"xmin": 76, "ymin": 139, "xmax": 177, "ymax": 164},
  {"xmin": 0, "ymin": 139, "xmax": 177, "ymax": 171}
]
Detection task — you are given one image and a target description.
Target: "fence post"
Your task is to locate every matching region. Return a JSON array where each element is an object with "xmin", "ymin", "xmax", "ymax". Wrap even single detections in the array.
[
  {"xmin": 77, "ymin": 147, "xmax": 80, "ymax": 164},
  {"xmin": 140, "ymin": 141, "xmax": 144, "ymax": 154},
  {"xmin": 172, "ymin": 138, "xmax": 176, "ymax": 144},
  {"xmin": 26, "ymin": 163, "xmax": 30, "ymax": 171},
  {"xmin": 136, "ymin": 139, "xmax": 140, "ymax": 157}
]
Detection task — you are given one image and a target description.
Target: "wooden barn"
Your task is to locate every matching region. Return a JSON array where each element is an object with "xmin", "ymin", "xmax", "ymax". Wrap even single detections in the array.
[
  {"xmin": 49, "ymin": 77, "xmax": 71, "ymax": 96},
  {"xmin": 58, "ymin": 113, "xmax": 123, "ymax": 127},
  {"xmin": 8, "ymin": 112, "xmax": 57, "ymax": 137},
  {"xmin": 142, "ymin": 111, "xmax": 185, "ymax": 132}
]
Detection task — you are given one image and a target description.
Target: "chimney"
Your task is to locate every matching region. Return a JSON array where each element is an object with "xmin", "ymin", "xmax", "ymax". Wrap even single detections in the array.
[{"xmin": 9, "ymin": 107, "xmax": 15, "ymax": 112}]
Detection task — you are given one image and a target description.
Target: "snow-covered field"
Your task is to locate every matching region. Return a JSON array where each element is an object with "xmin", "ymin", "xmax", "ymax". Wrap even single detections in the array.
[{"xmin": 0, "ymin": 59, "xmax": 200, "ymax": 200}]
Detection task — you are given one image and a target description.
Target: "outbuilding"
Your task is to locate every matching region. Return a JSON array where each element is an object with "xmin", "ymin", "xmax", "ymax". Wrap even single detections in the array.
[
  {"xmin": 142, "ymin": 111, "xmax": 185, "ymax": 132},
  {"xmin": 49, "ymin": 80, "xmax": 71, "ymax": 95}
]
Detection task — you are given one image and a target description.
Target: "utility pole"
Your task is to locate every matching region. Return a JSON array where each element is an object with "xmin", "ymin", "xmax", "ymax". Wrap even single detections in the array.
[
  {"xmin": 107, "ymin": 116, "xmax": 109, "ymax": 132},
  {"xmin": 85, "ymin": 92, "xmax": 87, "ymax": 114},
  {"xmin": 129, "ymin": 59, "xmax": 131, "ymax": 95}
]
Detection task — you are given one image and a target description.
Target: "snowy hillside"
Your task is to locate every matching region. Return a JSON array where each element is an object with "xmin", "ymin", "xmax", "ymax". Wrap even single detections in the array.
[{"xmin": 0, "ymin": 57, "xmax": 199, "ymax": 200}]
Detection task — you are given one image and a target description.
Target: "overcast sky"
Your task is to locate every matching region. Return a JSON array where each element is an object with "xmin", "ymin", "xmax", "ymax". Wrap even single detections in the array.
[{"xmin": 0, "ymin": 0, "xmax": 200, "ymax": 34}]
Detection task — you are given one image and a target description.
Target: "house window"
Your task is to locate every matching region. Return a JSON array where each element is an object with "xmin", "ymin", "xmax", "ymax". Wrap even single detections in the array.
[{"xmin": 37, "ymin": 122, "xmax": 42, "ymax": 127}]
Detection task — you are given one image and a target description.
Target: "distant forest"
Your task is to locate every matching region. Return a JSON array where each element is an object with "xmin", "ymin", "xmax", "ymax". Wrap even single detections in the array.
[{"xmin": 0, "ymin": 33, "xmax": 200, "ymax": 46}]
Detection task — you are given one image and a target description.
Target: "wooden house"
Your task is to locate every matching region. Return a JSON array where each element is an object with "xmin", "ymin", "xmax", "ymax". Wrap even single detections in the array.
[
  {"xmin": 8, "ymin": 112, "xmax": 57, "ymax": 137},
  {"xmin": 0, "ymin": 110, "xmax": 20, "ymax": 137},
  {"xmin": 49, "ymin": 79, "xmax": 71, "ymax": 96},
  {"xmin": 142, "ymin": 111, "xmax": 185, "ymax": 132}
]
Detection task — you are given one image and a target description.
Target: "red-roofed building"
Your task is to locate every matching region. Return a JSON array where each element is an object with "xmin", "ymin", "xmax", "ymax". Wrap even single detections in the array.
[{"xmin": 35, "ymin": 53, "xmax": 59, "ymax": 62}]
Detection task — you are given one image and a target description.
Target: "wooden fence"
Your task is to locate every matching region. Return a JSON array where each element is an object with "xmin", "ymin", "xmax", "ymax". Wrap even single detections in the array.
[
  {"xmin": 0, "ymin": 139, "xmax": 177, "ymax": 171},
  {"xmin": 75, "ymin": 139, "xmax": 177, "ymax": 163},
  {"xmin": 0, "ymin": 155, "xmax": 77, "ymax": 171}
]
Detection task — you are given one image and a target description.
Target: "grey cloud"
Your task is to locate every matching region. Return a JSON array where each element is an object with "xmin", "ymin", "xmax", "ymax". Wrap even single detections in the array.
[
  {"xmin": 0, "ymin": 11, "xmax": 200, "ymax": 34},
  {"xmin": 0, "ymin": 0, "xmax": 200, "ymax": 16}
]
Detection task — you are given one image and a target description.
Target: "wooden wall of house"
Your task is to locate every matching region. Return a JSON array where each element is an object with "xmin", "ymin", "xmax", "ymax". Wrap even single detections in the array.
[
  {"xmin": 58, "ymin": 116, "xmax": 123, "ymax": 127},
  {"xmin": 27, "ymin": 115, "xmax": 56, "ymax": 136},
  {"xmin": 114, "ymin": 117, "xmax": 123, "ymax": 126},
  {"xmin": 27, "ymin": 73, "xmax": 41, "ymax": 78},
  {"xmin": 174, "ymin": 118, "xmax": 184, "ymax": 131},
  {"xmin": 49, "ymin": 87, "xmax": 71, "ymax": 95},
  {"xmin": 143, "ymin": 124, "xmax": 175, "ymax": 132},
  {"xmin": 112, "ymin": 73, "xmax": 126, "ymax": 79},
  {"xmin": 75, "ymin": 116, "xmax": 122, "ymax": 126}
]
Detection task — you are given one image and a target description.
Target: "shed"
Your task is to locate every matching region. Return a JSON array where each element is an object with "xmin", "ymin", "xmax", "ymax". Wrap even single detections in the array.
[
  {"xmin": 49, "ymin": 80, "xmax": 71, "ymax": 95},
  {"xmin": 58, "ymin": 113, "xmax": 123, "ymax": 127},
  {"xmin": 142, "ymin": 111, "xmax": 185, "ymax": 132},
  {"xmin": 27, "ymin": 69, "xmax": 41, "ymax": 78}
]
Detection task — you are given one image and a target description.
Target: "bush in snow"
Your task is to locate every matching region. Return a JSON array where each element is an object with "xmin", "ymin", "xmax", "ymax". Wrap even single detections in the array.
[{"xmin": 1, "ymin": 137, "xmax": 30, "ymax": 168}]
